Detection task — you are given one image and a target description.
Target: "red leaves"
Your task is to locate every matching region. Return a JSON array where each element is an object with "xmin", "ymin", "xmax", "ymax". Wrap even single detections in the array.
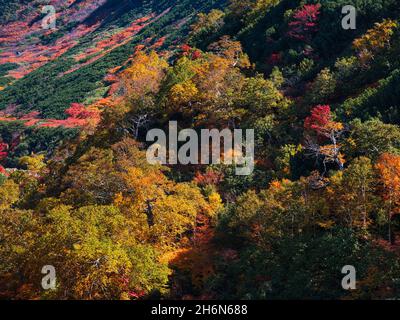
[
  {"xmin": 0, "ymin": 2, "xmax": 163, "ymax": 80},
  {"xmin": 0, "ymin": 1, "xmax": 107, "ymax": 80},
  {"xmin": 0, "ymin": 165, "xmax": 7, "ymax": 176},
  {"xmin": 74, "ymin": 15, "xmax": 152, "ymax": 63},
  {"xmin": 288, "ymin": 4, "xmax": 321, "ymax": 42},
  {"xmin": 194, "ymin": 169, "xmax": 223, "ymax": 186},
  {"xmin": 191, "ymin": 50, "xmax": 202, "ymax": 60},
  {"xmin": 304, "ymin": 105, "xmax": 332, "ymax": 135},
  {"xmin": 39, "ymin": 103, "xmax": 100, "ymax": 128},
  {"xmin": 0, "ymin": 142, "xmax": 10, "ymax": 173},
  {"xmin": 181, "ymin": 44, "xmax": 202, "ymax": 60},
  {"xmin": 0, "ymin": 104, "xmax": 100, "ymax": 129},
  {"xmin": 0, "ymin": 143, "xmax": 8, "ymax": 161},
  {"xmin": 128, "ymin": 290, "xmax": 146, "ymax": 299},
  {"xmin": 304, "ymin": 105, "xmax": 345, "ymax": 170},
  {"xmin": 267, "ymin": 52, "xmax": 282, "ymax": 65},
  {"xmin": 181, "ymin": 44, "xmax": 192, "ymax": 53},
  {"xmin": 65, "ymin": 103, "xmax": 94, "ymax": 119},
  {"xmin": 151, "ymin": 36, "xmax": 167, "ymax": 49}
]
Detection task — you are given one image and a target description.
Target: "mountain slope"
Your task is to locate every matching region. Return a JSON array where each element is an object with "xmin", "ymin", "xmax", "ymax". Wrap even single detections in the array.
[
  {"xmin": 1, "ymin": 0, "xmax": 400, "ymax": 301},
  {"xmin": 0, "ymin": 0, "xmax": 225, "ymax": 118}
]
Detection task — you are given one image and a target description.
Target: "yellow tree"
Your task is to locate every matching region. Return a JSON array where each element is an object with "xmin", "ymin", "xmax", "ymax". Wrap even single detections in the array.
[
  {"xmin": 189, "ymin": 9, "xmax": 225, "ymax": 41},
  {"xmin": 329, "ymin": 157, "xmax": 376, "ymax": 232},
  {"xmin": 112, "ymin": 138, "xmax": 219, "ymax": 246},
  {"xmin": 121, "ymin": 51, "xmax": 168, "ymax": 99},
  {"xmin": 353, "ymin": 19, "xmax": 398, "ymax": 66},
  {"xmin": 120, "ymin": 51, "xmax": 169, "ymax": 138}
]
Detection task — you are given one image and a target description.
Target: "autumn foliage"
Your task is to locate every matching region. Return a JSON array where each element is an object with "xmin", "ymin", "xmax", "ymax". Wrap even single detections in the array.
[
  {"xmin": 288, "ymin": 4, "xmax": 321, "ymax": 42},
  {"xmin": 1, "ymin": 0, "xmax": 400, "ymax": 301}
]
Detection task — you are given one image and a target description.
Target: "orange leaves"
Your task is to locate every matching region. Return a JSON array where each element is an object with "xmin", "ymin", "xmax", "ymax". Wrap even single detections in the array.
[
  {"xmin": 121, "ymin": 166, "xmax": 168, "ymax": 206},
  {"xmin": 376, "ymin": 153, "xmax": 400, "ymax": 188},
  {"xmin": 375, "ymin": 153, "xmax": 400, "ymax": 243},
  {"xmin": 208, "ymin": 36, "xmax": 250, "ymax": 68},
  {"xmin": 375, "ymin": 153, "xmax": 400, "ymax": 206}
]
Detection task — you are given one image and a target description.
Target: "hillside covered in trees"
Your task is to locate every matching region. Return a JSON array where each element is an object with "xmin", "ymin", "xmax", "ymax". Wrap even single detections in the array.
[{"xmin": 1, "ymin": 0, "xmax": 400, "ymax": 300}]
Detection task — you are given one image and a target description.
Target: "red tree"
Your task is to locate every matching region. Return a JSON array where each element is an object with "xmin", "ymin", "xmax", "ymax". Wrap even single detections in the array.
[
  {"xmin": 192, "ymin": 50, "xmax": 202, "ymax": 60},
  {"xmin": 304, "ymin": 105, "xmax": 345, "ymax": 171},
  {"xmin": 0, "ymin": 165, "xmax": 7, "ymax": 176},
  {"xmin": 65, "ymin": 103, "xmax": 94, "ymax": 119},
  {"xmin": 267, "ymin": 52, "xmax": 282, "ymax": 65},
  {"xmin": 288, "ymin": 4, "xmax": 321, "ymax": 42},
  {"xmin": 0, "ymin": 142, "xmax": 8, "ymax": 161},
  {"xmin": 304, "ymin": 104, "xmax": 332, "ymax": 137},
  {"xmin": 181, "ymin": 44, "xmax": 192, "ymax": 56},
  {"xmin": 194, "ymin": 169, "xmax": 223, "ymax": 186}
]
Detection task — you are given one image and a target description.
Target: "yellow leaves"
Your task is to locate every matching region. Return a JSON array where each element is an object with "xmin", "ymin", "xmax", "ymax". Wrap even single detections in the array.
[
  {"xmin": 252, "ymin": 0, "xmax": 280, "ymax": 13},
  {"xmin": 207, "ymin": 192, "xmax": 223, "ymax": 216},
  {"xmin": 120, "ymin": 292, "xmax": 131, "ymax": 300},
  {"xmin": 116, "ymin": 160, "xmax": 216, "ymax": 245},
  {"xmin": 194, "ymin": 55, "xmax": 233, "ymax": 95},
  {"xmin": 121, "ymin": 51, "xmax": 168, "ymax": 99},
  {"xmin": 354, "ymin": 19, "xmax": 397, "ymax": 51},
  {"xmin": 73, "ymin": 243, "xmax": 82, "ymax": 250},
  {"xmin": 11, "ymin": 245, "xmax": 26, "ymax": 254},
  {"xmin": 190, "ymin": 9, "xmax": 225, "ymax": 37},
  {"xmin": 169, "ymin": 80, "xmax": 199, "ymax": 105},
  {"xmin": 230, "ymin": 0, "xmax": 280, "ymax": 24},
  {"xmin": 317, "ymin": 220, "xmax": 335, "ymax": 229},
  {"xmin": 159, "ymin": 248, "xmax": 189, "ymax": 265},
  {"xmin": 345, "ymin": 137, "xmax": 357, "ymax": 149},
  {"xmin": 122, "ymin": 166, "xmax": 167, "ymax": 206},
  {"xmin": 327, "ymin": 121, "xmax": 344, "ymax": 132},
  {"xmin": 309, "ymin": 68, "xmax": 337, "ymax": 103},
  {"xmin": 353, "ymin": 19, "xmax": 398, "ymax": 65},
  {"xmin": 19, "ymin": 154, "xmax": 46, "ymax": 173},
  {"xmin": 0, "ymin": 179, "xmax": 20, "ymax": 210},
  {"xmin": 209, "ymin": 36, "xmax": 251, "ymax": 68},
  {"xmin": 318, "ymin": 144, "xmax": 346, "ymax": 167},
  {"xmin": 113, "ymin": 192, "xmax": 124, "ymax": 207}
]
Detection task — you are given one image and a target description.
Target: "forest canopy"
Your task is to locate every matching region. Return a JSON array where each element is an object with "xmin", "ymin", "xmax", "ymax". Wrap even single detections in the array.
[{"xmin": 1, "ymin": 0, "xmax": 400, "ymax": 300}]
